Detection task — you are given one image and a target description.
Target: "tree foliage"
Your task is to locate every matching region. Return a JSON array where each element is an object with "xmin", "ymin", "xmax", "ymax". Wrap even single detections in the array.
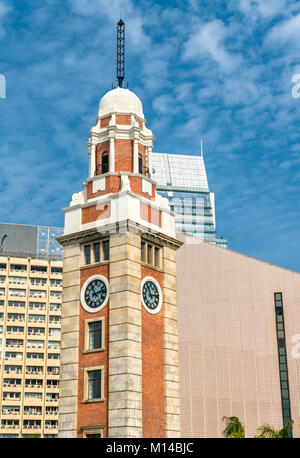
[
  {"xmin": 256, "ymin": 421, "xmax": 293, "ymax": 438},
  {"xmin": 222, "ymin": 416, "xmax": 245, "ymax": 438}
]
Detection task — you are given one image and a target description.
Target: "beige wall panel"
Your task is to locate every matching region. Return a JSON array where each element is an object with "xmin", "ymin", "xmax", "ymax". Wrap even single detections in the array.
[{"xmin": 177, "ymin": 238, "xmax": 300, "ymax": 438}]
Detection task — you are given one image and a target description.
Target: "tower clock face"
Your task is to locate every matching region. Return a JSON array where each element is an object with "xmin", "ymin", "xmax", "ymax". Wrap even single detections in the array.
[
  {"xmin": 80, "ymin": 275, "xmax": 109, "ymax": 313},
  {"xmin": 141, "ymin": 277, "xmax": 162, "ymax": 315}
]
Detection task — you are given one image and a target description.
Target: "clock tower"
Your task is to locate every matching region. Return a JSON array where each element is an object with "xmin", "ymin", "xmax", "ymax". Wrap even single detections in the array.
[{"xmin": 57, "ymin": 21, "xmax": 181, "ymax": 439}]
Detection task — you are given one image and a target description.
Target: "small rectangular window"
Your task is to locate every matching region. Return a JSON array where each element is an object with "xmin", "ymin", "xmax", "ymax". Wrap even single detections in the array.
[
  {"xmin": 88, "ymin": 370, "xmax": 102, "ymax": 400},
  {"xmin": 84, "ymin": 245, "xmax": 91, "ymax": 265},
  {"xmin": 103, "ymin": 240, "xmax": 109, "ymax": 261},
  {"xmin": 141, "ymin": 242, "xmax": 146, "ymax": 263},
  {"xmin": 147, "ymin": 244, "xmax": 152, "ymax": 265},
  {"xmin": 89, "ymin": 321, "xmax": 103, "ymax": 350},
  {"xmin": 85, "ymin": 433, "xmax": 102, "ymax": 438},
  {"xmin": 93, "ymin": 243, "xmax": 101, "ymax": 263},
  {"xmin": 154, "ymin": 247, "xmax": 160, "ymax": 267}
]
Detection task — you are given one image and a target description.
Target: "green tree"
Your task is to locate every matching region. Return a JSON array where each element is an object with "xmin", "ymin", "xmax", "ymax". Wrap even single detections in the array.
[
  {"xmin": 222, "ymin": 416, "xmax": 245, "ymax": 438},
  {"xmin": 256, "ymin": 420, "xmax": 293, "ymax": 438}
]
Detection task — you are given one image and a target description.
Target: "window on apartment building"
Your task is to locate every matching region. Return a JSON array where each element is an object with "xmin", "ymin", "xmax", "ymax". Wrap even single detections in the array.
[
  {"xmin": 51, "ymin": 267, "xmax": 62, "ymax": 275},
  {"xmin": 84, "ymin": 367, "xmax": 104, "ymax": 401},
  {"xmin": 28, "ymin": 327, "xmax": 45, "ymax": 336},
  {"xmin": 4, "ymin": 365, "xmax": 22, "ymax": 374},
  {"xmin": 47, "ymin": 354, "xmax": 59, "ymax": 360},
  {"xmin": 30, "ymin": 278, "xmax": 47, "ymax": 286},
  {"xmin": 48, "ymin": 341, "xmax": 60, "ymax": 349},
  {"xmin": 25, "ymin": 392, "xmax": 42, "ymax": 400},
  {"xmin": 7, "ymin": 313, "xmax": 25, "ymax": 321},
  {"xmin": 47, "ymin": 367, "xmax": 59, "ymax": 375},
  {"xmin": 5, "ymin": 352, "xmax": 23, "ymax": 359},
  {"xmin": 3, "ymin": 392, "xmax": 21, "ymax": 400},
  {"xmin": 10, "ymin": 264, "xmax": 27, "ymax": 272},
  {"xmin": 25, "ymin": 379, "xmax": 43, "ymax": 388},
  {"xmin": 26, "ymin": 353, "xmax": 44, "ymax": 360},
  {"xmin": 26, "ymin": 366, "xmax": 43, "ymax": 375},
  {"xmin": 49, "ymin": 303, "xmax": 61, "ymax": 312},
  {"xmin": 8, "ymin": 301, "xmax": 25, "ymax": 308},
  {"xmin": 50, "ymin": 279, "xmax": 62, "ymax": 287},
  {"xmin": 2, "ymin": 405, "xmax": 20, "ymax": 414},
  {"xmin": 31, "ymin": 266, "xmax": 47, "ymax": 273},
  {"xmin": 1, "ymin": 420, "xmax": 19, "ymax": 428},
  {"xmin": 24, "ymin": 406, "xmax": 42, "ymax": 415},
  {"xmin": 49, "ymin": 316, "xmax": 60, "ymax": 324},
  {"xmin": 6, "ymin": 326, "xmax": 24, "ymax": 334},
  {"xmin": 23, "ymin": 420, "xmax": 41, "ymax": 429}
]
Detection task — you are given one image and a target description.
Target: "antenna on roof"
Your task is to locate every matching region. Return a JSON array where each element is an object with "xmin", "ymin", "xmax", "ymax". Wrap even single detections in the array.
[
  {"xmin": 201, "ymin": 139, "xmax": 203, "ymax": 157},
  {"xmin": 117, "ymin": 19, "xmax": 125, "ymax": 88}
]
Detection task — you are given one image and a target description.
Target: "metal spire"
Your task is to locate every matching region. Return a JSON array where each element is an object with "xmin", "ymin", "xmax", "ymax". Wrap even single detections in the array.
[{"xmin": 117, "ymin": 19, "xmax": 125, "ymax": 88}]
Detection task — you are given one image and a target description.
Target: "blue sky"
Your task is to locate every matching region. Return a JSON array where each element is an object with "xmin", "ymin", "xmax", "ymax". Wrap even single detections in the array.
[{"xmin": 0, "ymin": 0, "xmax": 300, "ymax": 271}]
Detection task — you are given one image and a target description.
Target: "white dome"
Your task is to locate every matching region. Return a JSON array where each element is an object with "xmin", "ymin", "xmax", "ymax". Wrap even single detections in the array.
[{"xmin": 98, "ymin": 87, "xmax": 144, "ymax": 118}]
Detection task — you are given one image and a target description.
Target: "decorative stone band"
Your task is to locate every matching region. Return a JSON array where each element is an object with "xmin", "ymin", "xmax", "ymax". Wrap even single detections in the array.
[{"xmin": 57, "ymin": 220, "xmax": 183, "ymax": 252}]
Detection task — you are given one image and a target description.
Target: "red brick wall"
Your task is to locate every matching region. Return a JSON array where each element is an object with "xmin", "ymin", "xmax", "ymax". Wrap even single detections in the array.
[
  {"xmin": 100, "ymin": 116, "xmax": 111, "ymax": 128},
  {"xmin": 141, "ymin": 265, "xmax": 165, "ymax": 437},
  {"xmin": 87, "ymin": 176, "xmax": 121, "ymax": 200},
  {"xmin": 82, "ymin": 203, "xmax": 110, "ymax": 225},
  {"xmin": 136, "ymin": 117, "xmax": 143, "ymax": 129},
  {"xmin": 140, "ymin": 202, "xmax": 162, "ymax": 226},
  {"xmin": 116, "ymin": 114, "xmax": 131, "ymax": 125},
  {"xmin": 115, "ymin": 139, "xmax": 133, "ymax": 172},
  {"xmin": 77, "ymin": 264, "xmax": 110, "ymax": 438},
  {"xmin": 130, "ymin": 177, "xmax": 155, "ymax": 201}
]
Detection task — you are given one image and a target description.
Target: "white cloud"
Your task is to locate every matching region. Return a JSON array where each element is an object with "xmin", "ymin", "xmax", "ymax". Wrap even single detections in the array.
[
  {"xmin": 238, "ymin": 0, "xmax": 288, "ymax": 19},
  {"xmin": 0, "ymin": 0, "xmax": 11, "ymax": 36},
  {"xmin": 69, "ymin": 0, "xmax": 150, "ymax": 51},
  {"xmin": 183, "ymin": 20, "xmax": 243, "ymax": 74},
  {"xmin": 265, "ymin": 12, "xmax": 300, "ymax": 47}
]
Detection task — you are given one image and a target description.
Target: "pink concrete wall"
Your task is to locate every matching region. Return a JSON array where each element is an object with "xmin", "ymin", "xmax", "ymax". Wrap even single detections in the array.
[{"xmin": 176, "ymin": 235, "xmax": 300, "ymax": 438}]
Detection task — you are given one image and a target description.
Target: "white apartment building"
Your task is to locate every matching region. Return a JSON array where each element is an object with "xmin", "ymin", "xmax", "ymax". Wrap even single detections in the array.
[{"xmin": 0, "ymin": 224, "xmax": 62, "ymax": 438}]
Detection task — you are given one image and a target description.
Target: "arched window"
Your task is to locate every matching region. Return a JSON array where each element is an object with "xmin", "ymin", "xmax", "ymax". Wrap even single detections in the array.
[
  {"xmin": 138, "ymin": 154, "xmax": 143, "ymax": 174},
  {"xmin": 102, "ymin": 152, "xmax": 109, "ymax": 174}
]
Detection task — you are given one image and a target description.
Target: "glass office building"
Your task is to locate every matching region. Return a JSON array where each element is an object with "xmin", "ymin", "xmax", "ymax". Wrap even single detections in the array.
[{"xmin": 152, "ymin": 153, "xmax": 227, "ymax": 247}]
